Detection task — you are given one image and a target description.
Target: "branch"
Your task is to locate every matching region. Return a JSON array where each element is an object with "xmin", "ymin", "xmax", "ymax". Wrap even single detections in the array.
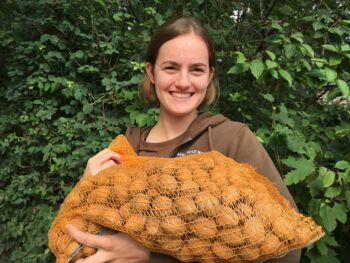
[
  {"xmin": 304, "ymin": 84, "xmax": 336, "ymax": 110},
  {"xmin": 253, "ymin": 0, "xmax": 279, "ymax": 56},
  {"xmin": 265, "ymin": 0, "xmax": 278, "ymax": 19},
  {"xmin": 126, "ymin": 0, "xmax": 141, "ymax": 24}
]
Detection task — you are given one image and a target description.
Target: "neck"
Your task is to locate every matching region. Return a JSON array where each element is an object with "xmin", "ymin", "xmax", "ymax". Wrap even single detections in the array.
[{"xmin": 147, "ymin": 110, "xmax": 198, "ymax": 143}]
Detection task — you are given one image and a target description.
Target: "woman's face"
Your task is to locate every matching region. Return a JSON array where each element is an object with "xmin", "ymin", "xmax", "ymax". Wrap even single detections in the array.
[{"xmin": 146, "ymin": 33, "xmax": 213, "ymax": 119}]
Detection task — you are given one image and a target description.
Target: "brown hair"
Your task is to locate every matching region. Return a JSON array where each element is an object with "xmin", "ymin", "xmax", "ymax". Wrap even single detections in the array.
[{"xmin": 141, "ymin": 16, "xmax": 217, "ymax": 106}]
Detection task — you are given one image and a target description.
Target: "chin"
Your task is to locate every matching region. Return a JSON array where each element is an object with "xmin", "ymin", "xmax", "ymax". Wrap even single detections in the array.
[{"xmin": 167, "ymin": 109, "xmax": 197, "ymax": 118}]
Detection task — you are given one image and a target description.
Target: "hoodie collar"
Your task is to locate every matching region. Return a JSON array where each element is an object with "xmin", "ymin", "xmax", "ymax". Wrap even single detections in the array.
[{"xmin": 138, "ymin": 112, "xmax": 228, "ymax": 154}]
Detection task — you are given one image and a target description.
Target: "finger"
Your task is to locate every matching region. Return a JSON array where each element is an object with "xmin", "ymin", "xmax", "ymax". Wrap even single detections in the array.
[
  {"xmin": 95, "ymin": 150, "xmax": 121, "ymax": 165},
  {"xmin": 75, "ymin": 250, "xmax": 113, "ymax": 263},
  {"xmin": 90, "ymin": 149, "xmax": 121, "ymax": 164},
  {"xmin": 96, "ymin": 160, "xmax": 118, "ymax": 174},
  {"xmin": 66, "ymin": 224, "xmax": 107, "ymax": 249}
]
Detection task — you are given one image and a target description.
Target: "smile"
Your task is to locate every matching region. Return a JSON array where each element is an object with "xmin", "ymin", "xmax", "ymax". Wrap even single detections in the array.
[{"xmin": 170, "ymin": 92, "xmax": 193, "ymax": 98}]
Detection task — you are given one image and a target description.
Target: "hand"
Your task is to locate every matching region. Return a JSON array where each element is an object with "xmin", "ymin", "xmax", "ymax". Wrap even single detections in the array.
[
  {"xmin": 67, "ymin": 224, "xmax": 150, "ymax": 263},
  {"xmin": 84, "ymin": 149, "xmax": 121, "ymax": 177}
]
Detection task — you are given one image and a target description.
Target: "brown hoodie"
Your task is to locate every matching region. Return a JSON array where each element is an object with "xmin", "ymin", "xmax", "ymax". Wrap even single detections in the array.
[{"xmin": 125, "ymin": 112, "xmax": 301, "ymax": 263}]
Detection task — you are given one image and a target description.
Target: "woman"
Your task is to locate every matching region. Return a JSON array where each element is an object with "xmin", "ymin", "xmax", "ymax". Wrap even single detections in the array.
[{"xmin": 67, "ymin": 16, "xmax": 301, "ymax": 263}]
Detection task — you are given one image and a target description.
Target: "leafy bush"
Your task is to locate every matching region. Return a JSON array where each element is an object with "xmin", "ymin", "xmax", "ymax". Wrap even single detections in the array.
[{"xmin": 0, "ymin": 1, "xmax": 349, "ymax": 262}]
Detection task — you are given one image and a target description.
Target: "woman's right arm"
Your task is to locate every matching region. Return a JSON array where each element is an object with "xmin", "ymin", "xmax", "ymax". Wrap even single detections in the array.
[{"xmin": 67, "ymin": 148, "xmax": 151, "ymax": 263}]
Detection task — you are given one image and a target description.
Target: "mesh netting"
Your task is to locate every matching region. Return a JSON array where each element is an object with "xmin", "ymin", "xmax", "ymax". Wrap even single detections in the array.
[{"xmin": 48, "ymin": 135, "xmax": 324, "ymax": 263}]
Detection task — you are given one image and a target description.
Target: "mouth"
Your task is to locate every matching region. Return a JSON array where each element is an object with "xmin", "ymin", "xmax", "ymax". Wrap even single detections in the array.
[{"xmin": 169, "ymin": 91, "xmax": 193, "ymax": 98}]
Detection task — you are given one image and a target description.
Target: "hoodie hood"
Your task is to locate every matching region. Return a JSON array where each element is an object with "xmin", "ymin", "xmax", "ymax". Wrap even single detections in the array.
[{"xmin": 186, "ymin": 112, "xmax": 227, "ymax": 139}]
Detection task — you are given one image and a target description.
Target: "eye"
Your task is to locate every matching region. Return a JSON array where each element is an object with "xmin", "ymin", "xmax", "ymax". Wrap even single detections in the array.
[
  {"xmin": 164, "ymin": 66, "xmax": 177, "ymax": 72},
  {"xmin": 192, "ymin": 67, "xmax": 205, "ymax": 75}
]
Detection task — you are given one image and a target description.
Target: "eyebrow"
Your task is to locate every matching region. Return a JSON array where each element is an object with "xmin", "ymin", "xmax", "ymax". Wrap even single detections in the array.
[{"xmin": 160, "ymin": 61, "xmax": 207, "ymax": 67}]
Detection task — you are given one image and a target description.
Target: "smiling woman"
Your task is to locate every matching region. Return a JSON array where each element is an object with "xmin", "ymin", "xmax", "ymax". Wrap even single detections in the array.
[
  {"xmin": 66, "ymin": 16, "xmax": 301, "ymax": 263},
  {"xmin": 145, "ymin": 32, "xmax": 214, "ymax": 142}
]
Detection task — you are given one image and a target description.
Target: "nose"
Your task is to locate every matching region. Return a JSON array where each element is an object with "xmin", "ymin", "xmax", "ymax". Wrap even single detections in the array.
[{"xmin": 175, "ymin": 71, "xmax": 190, "ymax": 89}]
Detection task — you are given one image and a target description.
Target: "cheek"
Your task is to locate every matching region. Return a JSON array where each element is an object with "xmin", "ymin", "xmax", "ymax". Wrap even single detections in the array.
[
  {"xmin": 154, "ymin": 73, "xmax": 175, "ymax": 90},
  {"xmin": 194, "ymin": 78, "xmax": 210, "ymax": 92}
]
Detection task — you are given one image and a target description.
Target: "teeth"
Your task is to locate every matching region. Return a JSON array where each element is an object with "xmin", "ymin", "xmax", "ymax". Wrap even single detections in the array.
[{"xmin": 171, "ymin": 92, "xmax": 191, "ymax": 98}]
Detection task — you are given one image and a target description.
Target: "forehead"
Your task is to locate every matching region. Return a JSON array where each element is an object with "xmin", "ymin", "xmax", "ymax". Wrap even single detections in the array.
[{"xmin": 156, "ymin": 33, "xmax": 209, "ymax": 64}]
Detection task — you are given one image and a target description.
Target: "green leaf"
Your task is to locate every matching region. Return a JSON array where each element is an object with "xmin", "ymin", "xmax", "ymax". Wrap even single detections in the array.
[
  {"xmin": 336, "ymin": 79, "xmax": 349, "ymax": 97},
  {"xmin": 302, "ymin": 15, "xmax": 316, "ymax": 22},
  {"xmin": 312, "ymin": 20, "xmax": 324, "ymax": 31},
  {"xmin": 265, "ymin": 60, "xmax": 278, "ymax": 69},
  {"xmin": 323, "ymin": 44, "xmax": 338, "ymax": 53},
  {"xmin": 333, "ymin": 203, "xmax": 347, "ymax": 224},
  {"xmin": 271, "ymin": 21, "xmax": 283, "ymax": 32},
  {"xmin": 328, "ymin": 56, "xmax": 342, "ymax": 66},
  {"xmin": 324, "ymin": 187, "xmax": 341, "ymax": 198},
  {"xmin": 284, "ymin": 44, "xmax": 296, "ymax": 58},
  {"xmin": 228, "ymin": 92, "xmax": 241, "ymax": 102},
  {"xmin": 329, "ymin": 27, "xmax": 344, "ymax": 36},
  {"xmin": 315, "ymin": 251, "xmax": 341, "ymax": 263},
  {"xmin": 40, "ymin": 34, "xmax": 50, "ymax": 43},
  {"xmin": 75, "ymin": 50, "xmax": 84, "ymax": 59},
  {"xmin": 300, "ymin": 44, "xmax": 315, "ymax": 57},
  {"xmin": 335, "ymin": 161, "xmax": 349, "ymax": 170},
  {"xmin": 269, "ymin": 69, "xmax": 279, "ymax": 79},
  {"xmin": 341, "ymin": 44, "xmax": 350, "ymax": 52},
  {"xmin": 310, "ymin": 58, "xmax": 327, "ymax": 67},
  {"xmin": 286, "ymin": 132, "xmax": 307, "ymax": 154},
  {"xmin": 308, "ymin": 198, "xmax": 321, "ymax": 215},
  {"xmin": 135, "ymin": 113, "xmax": 148, "ymax": 127},
  {"xmin": 321, "ymin": 168, "xmax": 335, "ymax": 188},
  {"xmin": 291, "ymin": 32, "xmax": 303, "ymax": 43},
  {"xmin": 316, "ymin": 238, "xmax": 328, "ymax": 256},
  {"xmin": 323, "ymin": 234, "xmax": 339, "ymax": 247},
  {"xmin": 324, "ymin": 68, "xmax": 337, "ymax": 82},
  {"xmin": 249, "ymin": 59, "xmax": 264, "ymax": 80},
  {"xmin": 113, "ymin": 12, "xmax": 123, "ymax": 21},
  {"xmin": 278, "ymin": 69, "xmax": 293, "ymax": 86},
  {"xmin": 265, "ymin": 34, "xmax": 284, "ymax": 44},
  {"xmin": 301, "ymin": 59, "xmax": 312, "ymax": 71},
  {"xmin": 319, "ymin": 204, "xmax": 337, "ymax": 232},
  {"xmin": 335, "ymin": 124, "xmax": 350, "ymax": 137},
  {"xmin": 82, "ymin": 104, "xmax": 93, "ymax": 114},
  {"xmin": 278, "ymin": 5, "xmax": 294, "ymax": 16},
  {"xmin": 345, "ymin": 191, "xmax": 350, "ymax": 209},
  {"xmin": 309, "ymin": 177, "xmax": 324, "ymax": 197},
  {"xmin": 227, "ymin": 63, "xmax": 250, "ymax": 74},
  {"xmin": 235, "ymin": 52, "xmax": 246, "ymax": 64},
  {"xmin": 282, "ymin": 157, "xmax": 315, "ymax": 185},
  {"xmin": 260, "ymin": 93, "xmax": 275, "ymax": 103},
  {"xmin": 78, "ymin": 65, "xmax": 100, "ymax": 74},
  {"xmin": 340, "ymin": 19, "xmax": 350, "ymax": 25},
  {"xmin": 265, "ymin": 50, "xmax": 276, "ymax": 60}
]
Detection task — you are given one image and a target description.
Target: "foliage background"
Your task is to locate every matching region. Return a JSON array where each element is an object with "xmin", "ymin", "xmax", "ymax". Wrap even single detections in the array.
[{"xmin": 0, "ymin": 0, "xmax": 349, "ymax": 262}]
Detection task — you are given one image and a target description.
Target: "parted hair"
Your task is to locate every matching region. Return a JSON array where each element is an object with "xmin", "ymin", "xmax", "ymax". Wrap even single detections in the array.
[{"xmin": 140, "ymin": 16, "xmax": 217, "ymax": 106}]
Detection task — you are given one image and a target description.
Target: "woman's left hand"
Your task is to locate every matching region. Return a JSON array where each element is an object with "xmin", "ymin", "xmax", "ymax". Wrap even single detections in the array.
[{"xmin": 66, "ymin": 224, "xmax": 150, "ymax": 263}]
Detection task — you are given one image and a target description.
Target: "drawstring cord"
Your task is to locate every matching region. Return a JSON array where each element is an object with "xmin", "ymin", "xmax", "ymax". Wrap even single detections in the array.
[{"xmin": 208, "ymin": 126, "xmax": 213, "ymax": 151}]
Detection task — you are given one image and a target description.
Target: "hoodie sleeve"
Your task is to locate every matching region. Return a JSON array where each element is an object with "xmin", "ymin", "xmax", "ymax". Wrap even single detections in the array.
[
  {"xmin": 124, "ymin": 125, "xmax": 141, "ymax": 153},
  {"xmin": 227, "ymin": 124, "xmax": 296, "ymax": 208},
  {"xmin": 227, "ymin": 124, "xmax": 301, "ymax": 263}
]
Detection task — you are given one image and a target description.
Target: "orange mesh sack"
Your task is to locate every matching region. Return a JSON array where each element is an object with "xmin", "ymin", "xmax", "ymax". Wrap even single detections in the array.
[{"xmin": 48, "ymin": 135, "xmax": 324, "ymax": 263}]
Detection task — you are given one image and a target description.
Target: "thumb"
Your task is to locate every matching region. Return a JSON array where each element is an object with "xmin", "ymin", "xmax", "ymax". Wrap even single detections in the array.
[{"xmin": 66, "ymin": 224, "xmax": 105, "ymax": 249}]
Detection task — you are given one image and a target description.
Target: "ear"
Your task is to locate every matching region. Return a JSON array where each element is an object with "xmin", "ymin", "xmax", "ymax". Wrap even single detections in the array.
[
  {"xmin": 146, "ymin": 63, "xmax": 155, "ymax": 84},
  {"xmin": 208, "ymin": 67, "xmax": 215, "ymax": 83}
]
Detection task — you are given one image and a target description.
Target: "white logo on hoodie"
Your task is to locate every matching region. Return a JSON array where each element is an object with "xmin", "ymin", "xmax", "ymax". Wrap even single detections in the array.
[{"xmin": 176, "ymin": 149, "xmax": 203, "ymax": 157}]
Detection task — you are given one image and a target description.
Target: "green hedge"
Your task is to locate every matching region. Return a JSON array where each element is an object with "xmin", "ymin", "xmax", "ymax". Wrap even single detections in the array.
[{"xmin": 0, "ymin": 1, "xmax": 349, "ymax": 262}]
